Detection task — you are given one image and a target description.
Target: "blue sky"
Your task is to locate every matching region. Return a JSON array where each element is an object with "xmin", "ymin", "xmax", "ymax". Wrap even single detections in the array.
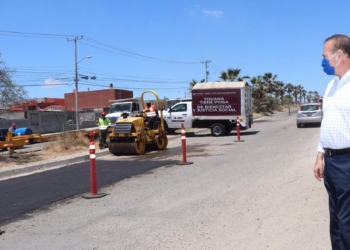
[{"xmin": 1, "ymin": 0, "xmax": 349, "ymax": 101}]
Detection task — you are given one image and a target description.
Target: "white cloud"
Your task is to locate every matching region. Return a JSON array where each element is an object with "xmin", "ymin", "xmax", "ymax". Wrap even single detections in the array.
[
  {"xmin": 203, "ymin": 10, "xmax": 223, "ymax": 17},
  {"xmin": 44, "ymin": 78, "xmax": 66, "ymax": 87}
]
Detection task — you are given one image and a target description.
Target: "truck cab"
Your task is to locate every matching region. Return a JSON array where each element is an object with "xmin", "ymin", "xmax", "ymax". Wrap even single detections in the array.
[
  {"xmin": 165, "ymin": 98, "xmax": 192, "ymax": 110},
  {"xmin": 106, "ymin": 98, "xmax": 143, "ymax": 125},
  {"xmin": 163, "ymin": 101, "xmax": 193, "ymax": 130}
]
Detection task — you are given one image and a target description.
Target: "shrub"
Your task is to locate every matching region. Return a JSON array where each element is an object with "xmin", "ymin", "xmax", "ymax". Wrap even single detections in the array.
[{"xmin": 43, "ymin": 132, "xmax": 90, "ymax": 153}]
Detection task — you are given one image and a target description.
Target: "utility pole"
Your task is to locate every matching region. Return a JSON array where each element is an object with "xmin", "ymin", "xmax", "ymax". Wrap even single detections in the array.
[
  {"xmin": 201, "ymin": 60, "xmax": 211, "ymax": 82},
  {"xmin": 67, "ymin": 36, "xmax": 83, "ymax": 130}
]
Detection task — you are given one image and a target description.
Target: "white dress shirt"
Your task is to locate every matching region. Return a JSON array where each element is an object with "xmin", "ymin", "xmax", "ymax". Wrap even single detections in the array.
[{"xmin": 318, "ymin": 69, "xmax": 350, "ymax": 152}]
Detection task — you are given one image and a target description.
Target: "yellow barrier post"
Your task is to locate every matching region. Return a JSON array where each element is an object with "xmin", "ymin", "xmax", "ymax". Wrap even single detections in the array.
[{"xmin": 7, "ymin": 132, "xmax": 14, "ymax": 156}]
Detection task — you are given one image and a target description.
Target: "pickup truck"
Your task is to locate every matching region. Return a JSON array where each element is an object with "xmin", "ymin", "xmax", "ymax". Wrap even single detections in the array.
[
  {"xmin": 106, "ymin": 98, "xmax": 143, "ymax": 124},
  {"xmin": 163, "ymin": 81, "xmax": 253, "ymax": 136}
]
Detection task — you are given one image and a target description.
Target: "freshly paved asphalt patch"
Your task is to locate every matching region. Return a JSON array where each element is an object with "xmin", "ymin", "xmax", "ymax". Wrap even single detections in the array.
[{"xmin": 0, "ymin": 158, "xmax": 177, "ymax": 225}]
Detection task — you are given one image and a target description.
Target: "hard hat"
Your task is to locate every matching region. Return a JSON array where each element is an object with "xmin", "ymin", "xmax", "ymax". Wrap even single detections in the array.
[
  {"xmin": 12, "ymin": 122, "xmax": 16, "ymax": 126},
  {"xmin": 101, "ymin": 112, "xmax": 106, "ymax": 116}
]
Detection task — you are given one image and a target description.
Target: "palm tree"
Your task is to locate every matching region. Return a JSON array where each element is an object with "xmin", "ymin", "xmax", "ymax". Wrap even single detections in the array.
[
  {"xmin": 188, "ymin": 79, "xmax": 205, "ymax": 93},
  {"xmin": 275, "ymin": 81, "xmax": 285, "ymax": 105},
  {"xmin": 218, "ymin": 68, "xmax": 250, "ymax": 82},
  {"xmin": 262, "ymin": 73, "xmax": 278, "ymax": 95},
  {"xmin": 250, "ymin": 76, "xmax": 267, "ymax": 113},
  {"xmin": 284, "ymin": 83, "xmax": 294, "ymax": 104},
  {"xmin": 297, "ymin": 86, "xmax": 304, "ymax": 104},
  {"xmin": 301, "ymin": 89, "xmax": 307, "ymax": 104},
  {"xmin": 307, "ymin": 91, "xmax": 314, "ymax": 103},
  {"xmin": 313, "ymin": 91, "xmax": 320, "ymax": 102},
  {"xmin": 292, "ymin": 85, "xmax": 301, "ymax": 104}
]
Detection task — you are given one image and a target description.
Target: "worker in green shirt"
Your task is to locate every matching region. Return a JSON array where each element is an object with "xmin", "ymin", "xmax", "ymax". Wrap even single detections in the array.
[{"xmin": 96, "ymin": 112, "xmax": 110, "ymax": 149}]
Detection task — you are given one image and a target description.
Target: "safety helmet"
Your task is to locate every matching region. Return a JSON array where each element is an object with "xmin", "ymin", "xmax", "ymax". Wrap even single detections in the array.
[
  {"xmin": 101, "ymin": 112, "xmax": 106, "ymax": 116},
  {"xmin": 12, "ymin": 122, "xmax": 16, "ymax": 126}
]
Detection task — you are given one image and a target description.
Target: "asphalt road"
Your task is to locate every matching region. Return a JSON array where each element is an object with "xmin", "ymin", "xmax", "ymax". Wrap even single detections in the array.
[
  {"xmin": 0, "ymin": 108, "xmax": 331, "ymax": 250},
  {"xmin": 0, "ymin": 156, "xmax": 178, "ymax": 225}
]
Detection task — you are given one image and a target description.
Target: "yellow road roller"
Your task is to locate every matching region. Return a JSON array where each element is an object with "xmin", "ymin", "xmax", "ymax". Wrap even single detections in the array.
[{"xmin": 108, "ymin": 90, "xmax": 168, "ymax": 155}]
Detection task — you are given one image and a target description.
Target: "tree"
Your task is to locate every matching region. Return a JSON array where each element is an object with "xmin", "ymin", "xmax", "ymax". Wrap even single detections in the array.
[
  {"xmin": 262, "ymin": 72, "xmax": 278, "ymax": 94},
  {"xmin": 250, "ymin": 76, "xmax": 267, "ymax": 113},
  {"xmin": 188, "ymin": 78, "xmax": 205, "ymax": 93},
  {"xmin": 292, "ymin": 85, "xmax": 302, "ymax": 104},
  {"xmin": 298, "ymin": 86, "xmax": 304, "ymax": 104},
  {"xmin": 301, "ymin": 89, "xmax": 307, "ymax": 104},
  {"xmin": 0, "ymin": 54, "xmax": 28, "ymax": 109},
  {"xmin": 313, "ymin": 91, "xmax": 320, "ymax": 102},
  {"xmin": 284, "ymin": 83, "xmax": 294, "ymax": 104},
  {"xmin": 275, "ymin": 81, "xmax": 285, "ymax": 105},
  {"xmin": 307, "ymin": 91, "xmax": 314, "ymax": 103},
  {"xmin": 218, "ymin": 68, "xmax": 250, "ymax": 82}
]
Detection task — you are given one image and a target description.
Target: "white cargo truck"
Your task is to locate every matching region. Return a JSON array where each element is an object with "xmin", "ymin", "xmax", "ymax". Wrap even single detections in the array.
[{"xmin": 163, "ymin": 81, "xmax": 253, "ymax": 136}]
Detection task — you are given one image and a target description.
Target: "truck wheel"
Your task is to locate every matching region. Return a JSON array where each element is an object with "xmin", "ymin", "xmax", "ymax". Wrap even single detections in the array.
[
  {"xmin": 163, "ymin": 121, "xmax": 174, "ymax": 134},
  {"xmin": 211, "ymin": 123, "xmax": 226, "ymax": 136}
]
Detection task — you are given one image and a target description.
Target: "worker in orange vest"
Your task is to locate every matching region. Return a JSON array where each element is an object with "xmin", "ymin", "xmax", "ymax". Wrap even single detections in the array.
[{"xmin": 143, "ymin": 101, "xmax": 158, "ymax": 129}]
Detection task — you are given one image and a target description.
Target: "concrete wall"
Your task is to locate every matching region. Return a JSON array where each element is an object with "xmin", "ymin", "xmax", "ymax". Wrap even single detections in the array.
[{"xmin": 0, "ymin": 111, "xmax": 99, "ymax": 134}]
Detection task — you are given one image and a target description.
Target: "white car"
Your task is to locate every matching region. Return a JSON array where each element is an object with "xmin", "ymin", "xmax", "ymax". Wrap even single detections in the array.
[{"xmin": 296, "ymin": 103, "xmax": 323, "ymax": 128}]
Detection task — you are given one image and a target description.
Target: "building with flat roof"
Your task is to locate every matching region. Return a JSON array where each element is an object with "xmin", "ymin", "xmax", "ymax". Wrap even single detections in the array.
[{"xmin": 64, "ymin": 89, "xmax": 133, "ymax": 111}]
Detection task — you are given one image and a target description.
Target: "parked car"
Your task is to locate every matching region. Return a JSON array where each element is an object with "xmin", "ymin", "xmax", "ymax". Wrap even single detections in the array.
[{"xmin": 296, "ymin": 103, "xmax": 323, "ymax": 128}]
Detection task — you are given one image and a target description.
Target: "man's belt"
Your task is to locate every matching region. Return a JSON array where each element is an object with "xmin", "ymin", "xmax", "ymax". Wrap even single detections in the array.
[{"xmin": 324, "ymin": 147, "xmax": 350, "ymax": 156}]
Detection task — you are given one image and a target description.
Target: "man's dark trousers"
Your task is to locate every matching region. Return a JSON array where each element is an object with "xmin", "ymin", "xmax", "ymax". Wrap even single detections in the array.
[{"xmin": 324, "ymin": 153, "xmax": 350, "ymax": 250}]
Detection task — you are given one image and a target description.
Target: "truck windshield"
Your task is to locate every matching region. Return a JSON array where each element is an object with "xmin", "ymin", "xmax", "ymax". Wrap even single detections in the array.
[
  {"xmin": 171, "ymin": 103, "xmax": 187, "ymax": 112},
  {"xmin": 167, "ymin": 100, "xmax": 181, "ymax": 109},
  {"xmin": 109, "ymin": 103, "xmax": 131, "ymax": 113}
]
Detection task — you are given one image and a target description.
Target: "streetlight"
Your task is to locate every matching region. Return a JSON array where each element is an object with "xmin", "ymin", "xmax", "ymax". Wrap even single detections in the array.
[
  {"xmin": 78, "ymin": 55, "xmax": 92, "ymax": 64},
  {"xmin": 74, "ymin": 55, "xmax": 92, "ymax": 130}
]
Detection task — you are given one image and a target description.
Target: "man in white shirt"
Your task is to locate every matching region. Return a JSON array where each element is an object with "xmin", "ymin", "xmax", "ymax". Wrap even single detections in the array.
[{"xmin": 314, "ymin": 34, "xmax": 350, "ymax": 249}]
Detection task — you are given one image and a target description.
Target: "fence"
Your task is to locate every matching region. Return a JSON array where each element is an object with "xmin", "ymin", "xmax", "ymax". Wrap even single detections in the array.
[{"xmin": 0, "ymin": 111, "xmax": 99, "ymax": 134}]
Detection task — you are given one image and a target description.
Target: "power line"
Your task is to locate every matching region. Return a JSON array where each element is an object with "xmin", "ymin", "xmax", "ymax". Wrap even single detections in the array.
[
  {"xmin": 79, "ymin": 82, "xmax": 185, "ymax": 90},
  {"xmin": 83, "ymin": 37, "xmax": 202, "ymax": 64},
  {"xmin": 0, "ymin": 29, "xmax": 203, "ymax": 64},
  {"xmin": 1, "ymin": 29, "xmax": 208, "ymax": 90},
  {"xmin": 0, "ymin": 29, "xmax": 78, "ymax": 38}
]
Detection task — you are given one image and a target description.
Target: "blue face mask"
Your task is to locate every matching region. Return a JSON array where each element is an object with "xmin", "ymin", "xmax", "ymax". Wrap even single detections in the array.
[{"xmin": 321, "ymin": 53, "xmax": 337, "ymax": 75}]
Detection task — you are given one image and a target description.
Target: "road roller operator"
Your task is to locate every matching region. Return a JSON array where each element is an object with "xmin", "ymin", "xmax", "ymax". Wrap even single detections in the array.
[{"xmin": 143, "ymin": 101, "xmax": 158, "ymax": 130}]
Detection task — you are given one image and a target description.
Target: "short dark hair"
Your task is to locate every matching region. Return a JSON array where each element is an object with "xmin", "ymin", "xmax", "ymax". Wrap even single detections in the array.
[{"xmin": 325, "ymin": 34, "xmax": 350, "ymax": 56}]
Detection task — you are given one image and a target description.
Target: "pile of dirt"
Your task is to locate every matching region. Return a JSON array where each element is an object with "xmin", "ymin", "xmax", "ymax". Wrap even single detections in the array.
[
  {"xmin": 43, "ymin": 132, "xmax": 91, "ymax": 153},
  {"xmin": 0, "ymin": 152, "xmax": 43, "ymax": 166},
  {"xmin": 0, "ymin": 132, "xmax": 97, "ymax": 168}
]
